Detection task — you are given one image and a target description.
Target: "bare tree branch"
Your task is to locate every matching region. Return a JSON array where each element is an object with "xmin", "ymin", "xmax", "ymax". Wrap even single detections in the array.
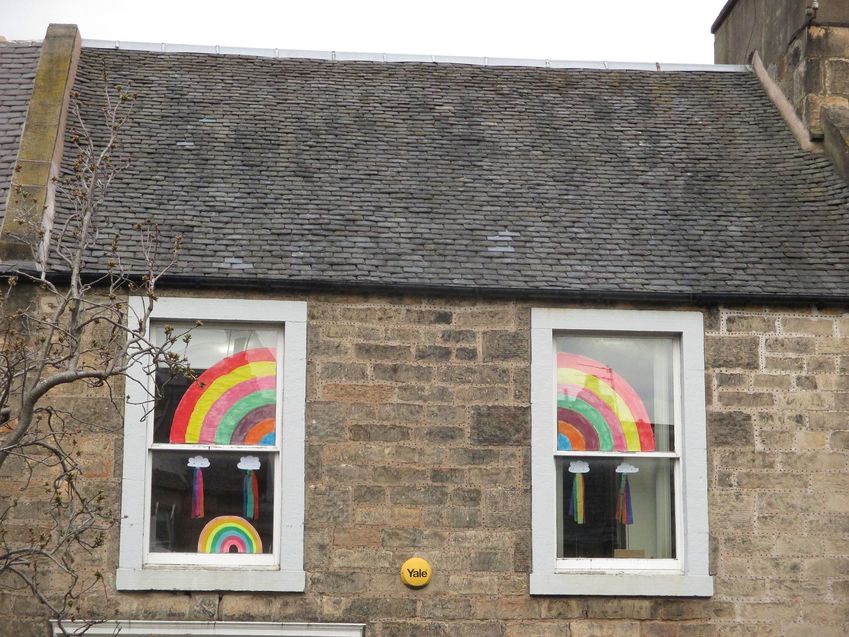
[{"xmin": 0, "ymin": 71, "xmax": 189, "ymax": 634}]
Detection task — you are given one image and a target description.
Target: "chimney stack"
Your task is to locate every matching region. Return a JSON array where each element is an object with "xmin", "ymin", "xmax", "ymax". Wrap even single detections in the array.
[
  {"xmin": 0, "ymin": 24, "xmax": 80, "ymax": 265},
  {"xmin": 712, "ymin": 0, "xmax": 849, "ymax": 140}
]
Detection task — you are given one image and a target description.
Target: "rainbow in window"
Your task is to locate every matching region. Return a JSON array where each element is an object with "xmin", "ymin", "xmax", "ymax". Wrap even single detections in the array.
[
  {"xmin": 556, "ymin": 353, "xmax": 655, "ymax": 452},
  {"xmin": 169, "ymin": 348, "xmax": 277, "ymax": 445}
]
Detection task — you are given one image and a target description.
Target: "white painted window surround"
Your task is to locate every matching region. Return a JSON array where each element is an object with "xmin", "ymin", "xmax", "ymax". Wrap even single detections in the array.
[
  {"xmin": 530, "ymin": 308, "xmax": 713, "ymax": 597},
  {"xmin": 50, "ymin": 620, "xmax": 365, "ymax": 636},
  {"xmin": 117, "ymin": 297, "xmax": 307, "ymax": 591}
]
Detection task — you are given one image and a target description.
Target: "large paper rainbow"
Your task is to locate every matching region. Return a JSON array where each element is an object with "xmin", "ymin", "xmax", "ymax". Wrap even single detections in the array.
[
  {"xmin": 197, "ymin": 515, "xmax": 263, "ymax": 554},
  {"xmin": 556, "ymin": 353, "xmax": 655, "ymax": 452},
  {"xmin": 169, "ymin": 348, "xmax": 277, "ymax": 445}
]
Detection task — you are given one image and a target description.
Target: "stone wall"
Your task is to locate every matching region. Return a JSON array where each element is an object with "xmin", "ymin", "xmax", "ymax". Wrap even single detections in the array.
[
  {"xmin": 3, "ymin": 291, "xmax": 849, "ymax": 636},
  {"xmin": 712, "ymin": 0, "xmax": 849, "ymax": 137}
]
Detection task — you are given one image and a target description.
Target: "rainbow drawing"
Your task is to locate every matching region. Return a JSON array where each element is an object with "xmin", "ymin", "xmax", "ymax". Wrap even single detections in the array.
[
  {"xmin": 169, "ymin": 348, "xmax": 278, "ymax": 445},
  {"xmin": 197, "ymin": 515, "xmax": 263, "ymax": 554},
  {"xmin": 556, "ymin": 353, "xmax": 655, "ymax": 452}
]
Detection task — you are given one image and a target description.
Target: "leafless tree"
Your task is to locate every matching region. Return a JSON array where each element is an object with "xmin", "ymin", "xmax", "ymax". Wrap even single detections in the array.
[{"xmin": 0, "ymin": 75, "xmax": 189, "ymax": 635}]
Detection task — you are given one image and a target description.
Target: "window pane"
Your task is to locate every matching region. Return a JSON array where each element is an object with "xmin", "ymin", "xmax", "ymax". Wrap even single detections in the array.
[
  {"xmin": 152, "ymin": 323, "xmax": 280, "ymax": 445},
  {"xmin": 554, "ymin": 334, "xmax": 674, "ymax": 452},
  {"xmin": 556, "ymin": 456, "xmax": 675, "ymax": 559},
  {"xmin": 150, "ymin": 449, "xmax": 274, "ymax": 554}
]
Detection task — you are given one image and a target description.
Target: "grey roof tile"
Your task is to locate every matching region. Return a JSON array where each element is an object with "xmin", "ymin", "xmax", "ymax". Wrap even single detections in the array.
[
  {"xmin": 0, "ymin": 43, "xmax": 40, "ymax": 219},
  {"xmin": 47, "ymin": 47, "xmax": 849, "ymax": 299}
]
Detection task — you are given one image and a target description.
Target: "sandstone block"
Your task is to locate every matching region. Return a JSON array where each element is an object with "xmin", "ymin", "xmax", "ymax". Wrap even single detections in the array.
[
  {"xmin": 373, "ymin": 363, "xmax": 434, "ymax": 383},
  {"xmin": 321, "ymin": 361, "xmax": 369, "ymax": 381},
  {"xmin": 796, "ymin": 430, "xmax": 828, "ymax": 449},
  {"xmin": 764, "ymin": 356, "xmax": 805, "ymax": 372},
  {"xmin": 482, "ymin": 330, "xmax": 529, "ymax": 361},
  {"xmin": 830, "ymin": 430, "xmax": 849, "ymax": 448},
  {"xmin": 421, "ymin": 426, "xmax": 465, "ymax": 443},
  {"xmin": 782, "ymin": 317, "xmax": 835, "ymax": 336},
  {"xmin": 752, "ymin": 374, "xmax": 792, "ymax": 390},
  {"xmin": 352, "ymin": 485, "xmax": 386, "ymax": 503},
  {"xmin": 455, "ymin": 385, "xmax": 511, "ymax": 404},
  {"xmin": 450, "ymin": 488, "xmax": 481, "ymax": 505},
  {"xmin": 584, "ymin": 599, "xmax": 656, "ymax": 620},
  {"xmin": 816, "ymin": 337, "xmax": 849, "ymax": 354},
  {"xmin": 440, "ymin": 329, "xmax": 477, "ymax": 344},
  {"xmin": 330, "ymin": 548, "xmax": 393, "ymax": 569},
  {"xmin": 405, "ymin": 309, "xmax": 453, "ymax": 325},
  {"xmin": 398, "ymin": 385, "xmax": 453, "ymax": 402},
  {"xmin": 707, "ymin": 411, "xmax": 753, "ymax": 446},
  {"xmin": 354, "ymin": 343, "xmax": 412, "ymax": 361},
  {"xmin": 705, "ymin": 336, "xmax": 759, "ymax": 368},
  {"xmin": 455, "ymin": 308, "xmax": 515, "ymax": 328},
  {"xmin": 389, "ymin": 485, "xmax": 448, "ymax": 505},
  {"xmin": 736, "ymin": 472, "xmax": 808, "ymax": 490},
  {"xmin": 417, "ymin": 598, "xmax": 473, "ymax": 620},
  {"xmin": 471, "ymin": 406, "xmax": 530, "ymax": 445},
  {"xmin": 639, "ymin": 623, "xmax": 678, "ymax": 637},
  {"xmin": 309, "ymin": 571, "xmax": 371, "ymax": 593},
  {"xmin": 349, "ymin": 424, "xmax": 410, "ymax": 441},
  {"xmin": 444, "ymin": 622, "xmax": 503, "ymax": 637},
  {"xmin": 736, "ymin": 602, "xmax": 800, "ymax": 623},
  {"xmin": 322, "ymin": 383, "xmax": 394, "ymax": 403},
  {"xmin": 345, "ymin": 597, "xmax": 417, "ymax": 620},
  {"xmin": 379, "ymin": 621, "xmax": 449, "ymax": 637},
  {"xmin": 806, "ymin": 355, "xmax": 837, "ymax": 373},
  {"xmin": 716, "ymin": 391, "xmax": 774, "ymax": 408},
  {"xmin": 416, "ymin": 345, "xmax": 451, "ymax": 361},
  {"xmin": 570, "ymin": 621, "xmax": 640, "ymax": 637},
  {"xmin": 809, "ymin": 411, "xmax": 849, "ymax": 429},
  {"xmin": 726, "ymin": 315, "xmax": 776, "ymax": 333},
  {"xmin": 438, "ymin": 365, "xmax": 511, "ymax": 385},
  {"xmin": 715, "ymin": 372, "xmax": 747, "ymax": 387},
  {"xmin": 766, "ymin": 336, "xmax": 816, "ymax": 355},
  {"xmin": 506, "ymin": 622, "xmax": 571, "ymax": 637}
]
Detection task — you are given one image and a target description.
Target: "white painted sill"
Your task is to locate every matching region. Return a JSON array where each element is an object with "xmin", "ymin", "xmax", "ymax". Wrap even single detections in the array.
[
  {"xmin": 115, "ymin": 566, "xmax": 306, "ymax": 592},
  {"xmin": 530, "ymin": 572, "xmax": 714, "ymax": 597}
]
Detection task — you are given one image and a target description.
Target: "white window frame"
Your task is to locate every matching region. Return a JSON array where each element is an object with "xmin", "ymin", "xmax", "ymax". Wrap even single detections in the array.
[
  {"xmin": 50, "ymin": 621, "xmax": 365, "ymax": 637},
  {"xmin": 116, "ymin": 297, "xmax": 307, "ymax": 591},
  {"xmin": 530, "ymin": 308, "xmax": 713, "ymax": 597}
]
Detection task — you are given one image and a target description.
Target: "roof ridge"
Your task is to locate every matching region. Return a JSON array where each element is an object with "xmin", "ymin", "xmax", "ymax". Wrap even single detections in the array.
[
  {"xmin": 81, "ymin": 39, "xmax": 750, "ymax": 73},
  {"xmin": 0, "ymin": 40, "xmax": 42, "ymax": 47}
]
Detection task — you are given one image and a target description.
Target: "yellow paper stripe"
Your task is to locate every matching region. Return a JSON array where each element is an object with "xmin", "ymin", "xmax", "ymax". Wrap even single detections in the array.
[
  {"xmin": 184, "ymin": 361, "xmax": 277, "ymax": 443},
  {"xmin": 558, "ymin": 367, "xmax": 641, "ymax": 451}
]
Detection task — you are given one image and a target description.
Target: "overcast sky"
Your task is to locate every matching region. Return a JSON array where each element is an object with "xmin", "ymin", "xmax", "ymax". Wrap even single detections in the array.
[{"xmin": 1, "ymin": 0, "xmax": 730, "ymax": 64}]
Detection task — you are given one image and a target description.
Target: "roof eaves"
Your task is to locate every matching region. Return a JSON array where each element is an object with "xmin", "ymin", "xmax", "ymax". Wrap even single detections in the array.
[{"xmin": 22, "ymin": 267, "xmax": 849, "ymax": 309}]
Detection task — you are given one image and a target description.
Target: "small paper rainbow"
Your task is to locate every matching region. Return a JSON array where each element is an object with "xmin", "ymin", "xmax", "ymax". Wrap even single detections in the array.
[
  {"xmin": 556, "ymin": 353, "xmax": 655, "ymax": 452},
  {"xmin": 197, "ymin": 515, "xmax": 263, "ymax": 554},
  {"xmin": 169, "ymin": 348, "xmax": 277, "ymax": 445}
]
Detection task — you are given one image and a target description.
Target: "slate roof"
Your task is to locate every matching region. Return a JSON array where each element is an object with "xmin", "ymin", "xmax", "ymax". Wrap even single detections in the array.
[
  {"xmin": 53, "ymin": 46, "xmax": 849, "ymax": 301},
  {"xmin": 0, "ymin": 43, "xmax": 40, "ymax": 221}
]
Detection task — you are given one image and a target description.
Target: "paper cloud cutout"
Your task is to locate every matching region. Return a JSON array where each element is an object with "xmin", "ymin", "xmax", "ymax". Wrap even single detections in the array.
[
  {"xmin": 568, "ymin": 460, "xmax": 590, "ymax": 474},
  {"xmin": 615, "ymin": 462, "xmax": 639, "ymax": 474},
  {"xmin": 187, "ymin": 455, "xmax": 210, "ymax": 468},
  {"xmin": 237, "ymin": 455, "xmax": 261, "ymax": 471}
]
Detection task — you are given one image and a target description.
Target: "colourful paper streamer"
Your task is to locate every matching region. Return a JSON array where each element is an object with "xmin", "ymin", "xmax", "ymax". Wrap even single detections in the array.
[
  {"xmin": 616, "ymin": 474, "xmax": 634, "ymax": 525},
  {"xmin": 243, "ymin": 470, "xmax": 259, "ymax": 520},
  {"xmin": 169, "ymin": 348, "xmax": 278, "ymax": 446},
  {"xmin": 556, "ymin": 353, "xmax": 656, "ymax": 452},
  {"xmin": 197, "ymin": 515, "xmax": 262, "ymax": 553},
  {"xmin": 568, "ymin": 473, "xmax": 585, "ymax": 525},
  {"xmin": 191, "ymin": 466, "xmax": 204, "ymax": 519}
]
